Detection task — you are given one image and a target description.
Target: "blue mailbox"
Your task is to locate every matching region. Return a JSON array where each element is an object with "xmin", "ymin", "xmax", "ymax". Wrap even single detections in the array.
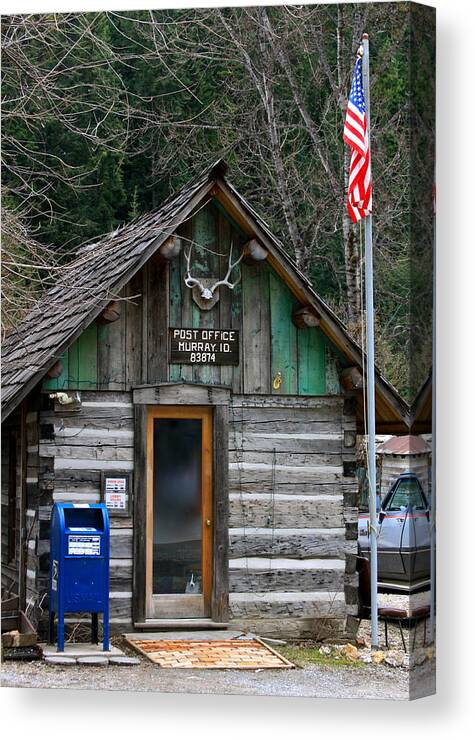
[{"xmin": 49, "ymin": 503, "xmax": 110, "ymax": 652}]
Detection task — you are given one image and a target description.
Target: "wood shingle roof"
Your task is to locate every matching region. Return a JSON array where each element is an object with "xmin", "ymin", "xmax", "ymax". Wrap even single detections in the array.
[{"xmin": 1, "ymin": 158, "xmax": 411, "ymax": 431}]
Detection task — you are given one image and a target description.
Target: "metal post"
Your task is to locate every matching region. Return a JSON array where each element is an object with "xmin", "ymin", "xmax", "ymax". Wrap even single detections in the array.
[
  {"xmin": 362, "ymin": 33, "xmax": 379, "ymax": 648},
  {"xmin": 428, "ymin": 180, "xmax": 436, "ymax": 643}
]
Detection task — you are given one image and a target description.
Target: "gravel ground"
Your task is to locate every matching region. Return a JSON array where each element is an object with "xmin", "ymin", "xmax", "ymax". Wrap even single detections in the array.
[
  {"xmin": 2, "ymin": 591, "xmax": 436, "ymax": 700},
  {"xmin": 1, "ymin": 643, "xmax": 435, "ymax": 700},
  {"xmin": 357, "ymin": 617, "xmax": 431, "ymax": 653}
]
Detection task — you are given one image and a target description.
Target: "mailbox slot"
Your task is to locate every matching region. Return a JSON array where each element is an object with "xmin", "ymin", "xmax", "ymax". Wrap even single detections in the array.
[{"xmin": 64, "ymin": 507, "xmax": 104, "ymax": 531}]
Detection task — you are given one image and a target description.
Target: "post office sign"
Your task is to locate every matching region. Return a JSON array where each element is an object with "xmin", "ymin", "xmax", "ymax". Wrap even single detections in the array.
[{"xmin": 169, "ymin": 328, "xmax": 239, "ymax": 365}]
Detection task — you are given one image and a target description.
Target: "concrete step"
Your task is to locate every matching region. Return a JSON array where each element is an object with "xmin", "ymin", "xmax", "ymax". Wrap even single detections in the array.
[{"xmin": 132, "ymin": 619, "xmax": 229, "ymax": 631}]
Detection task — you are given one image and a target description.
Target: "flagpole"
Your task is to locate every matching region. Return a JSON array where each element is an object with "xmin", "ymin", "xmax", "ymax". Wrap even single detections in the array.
[
  {"xmin": 429, "ymin": 179, "xmax": 436, "ymax": 644},
  {"xmin": 361, "ymin": 32, "xmax": 379, "ymax": 649}
]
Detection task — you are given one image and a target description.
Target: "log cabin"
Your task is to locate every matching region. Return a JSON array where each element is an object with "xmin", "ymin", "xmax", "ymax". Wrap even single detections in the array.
[{"xmin": 1, "ymin": 159, "xmax": 410, "ymax": 640}]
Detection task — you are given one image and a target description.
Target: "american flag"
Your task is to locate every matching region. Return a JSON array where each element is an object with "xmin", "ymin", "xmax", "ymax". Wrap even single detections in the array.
[{"xmin": 343, "ymin": 57, "xmax": 372, "ymax": 223}]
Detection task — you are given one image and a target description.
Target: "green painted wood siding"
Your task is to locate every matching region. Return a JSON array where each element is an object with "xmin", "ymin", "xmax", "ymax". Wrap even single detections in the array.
[
  {"xmin": 42, "ymin": 323, "xmax": 98, "ymax": 390},
  {"xmin": 42, "ymin": 202, "xmax": 341, "ymax": 396},
  {"xmin": 192, "ymin": 202, "xmax": 220, "ymax": 385},
  {"xmin": 269, "ymin": 270, "xmax": 298, "ymax": 394},
  {"xmin": 297, "ymin": 326, "xmax": 326, "ymax": 395},
  {"xmin": 168, "ymin": 200, "xmax": 244, "ymax": 388}
]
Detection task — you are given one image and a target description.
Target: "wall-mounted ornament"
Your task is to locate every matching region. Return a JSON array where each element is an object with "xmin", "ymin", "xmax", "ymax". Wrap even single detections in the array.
[
  {"xmin": 272, "ymin": 371, "xmax": 283, "ymax": 390},
  {"xmin": 292, "ymin": 305, "xmax": 321, "ymax": 329},
  {"xmin": 243, "ymin": 238, "xmax": 268, "ymax": 263},
  {"xmin": 97, "ymin": 300, "xmax": 121, "ymax": 324},
  {"xmin": 158, "ymin": 235, "xmax": 182, "ymax": 260},
  {"xmin": 184, "ymin": 242, "xmax": 244, "ymax": 310}
]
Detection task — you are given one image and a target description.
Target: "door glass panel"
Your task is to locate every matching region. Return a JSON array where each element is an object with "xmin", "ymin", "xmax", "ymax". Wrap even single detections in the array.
[{"xmin": 153, "ymin": 418, "xmax": 202, "ymax": 595}]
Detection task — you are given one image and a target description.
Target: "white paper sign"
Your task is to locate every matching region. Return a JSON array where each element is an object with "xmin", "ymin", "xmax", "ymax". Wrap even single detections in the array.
[
  {"xmin": 104, "ymin": 476, "xmax": 127, "ymax": 510},
  {"xmin": 68, "ymin": 535, "xmax": 100, "ymax": 556}
]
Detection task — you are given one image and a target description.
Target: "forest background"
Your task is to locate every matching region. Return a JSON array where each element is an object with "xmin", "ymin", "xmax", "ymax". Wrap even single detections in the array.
[{"xmin": 1, "ymin": 2, "xmax": 435, "ymax": 401}]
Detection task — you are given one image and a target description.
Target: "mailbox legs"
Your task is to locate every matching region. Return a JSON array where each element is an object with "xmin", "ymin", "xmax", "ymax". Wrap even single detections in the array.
[
  {"xmin": 91, "ymin": 613, "xmax": 99, "ymax": 644},
  {"xmin": 57, "ymin": 608, "xmax": 65, "ymax": 653},
  {"xmin": 49, "ymin": 611, "xmax": 55, "ymax": 645},
  {"xmin": 102, "ymin": 605, "xmax": 109, "ymax": 652},
  {"xmin": 49, "ymin": 611, "xmax": 108, "ymax": 652}
]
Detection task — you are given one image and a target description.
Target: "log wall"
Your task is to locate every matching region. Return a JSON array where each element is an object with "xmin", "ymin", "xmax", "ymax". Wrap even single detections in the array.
[
  {"xmin": 1, "ymin": 411, "xmax": 21, "ymax": 596},
  {"xmin": 227, "ymin": 395, "xmax": 358, "ymax": 638},
  {"xmin": 29, "ymin": 389, "xmax": 357, "ymax": 639},
  {"xmin": 37, "ymin": 391, "xmax": 134, "ymax": 627}
]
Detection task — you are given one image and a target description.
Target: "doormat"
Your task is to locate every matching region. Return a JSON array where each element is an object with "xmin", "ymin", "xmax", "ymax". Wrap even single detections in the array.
[{"xmin": 126, "ymin": 638, "xmax": 295, "ymax": 669}]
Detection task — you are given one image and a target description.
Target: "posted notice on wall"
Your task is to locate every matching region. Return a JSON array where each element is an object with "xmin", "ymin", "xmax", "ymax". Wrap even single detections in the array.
[{"xmin": 104, "ymin": 476, "xmax": 128, "ymax": 511}]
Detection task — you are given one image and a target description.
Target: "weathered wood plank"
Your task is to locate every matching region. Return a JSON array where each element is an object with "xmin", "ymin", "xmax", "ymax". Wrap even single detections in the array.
[
  {"xmin": 229, "ymin": 591, "xmax": 347, "ymax": 619},
  {"xmin": 132, "ymin": 384, "xmax": 230, "ymax": 406},
  {"xmin": 54, "ymin": 458, "xmax": 134, "ymax": 471},
  {"xmin": 231, "ymin": 417, "xmax": 343, "ymax": 435},
  {"xmin": 231, "ymin": 403, "xmax": 342, "ymax": 420},
  {"xmin": 53, "ymin": 433, "xmax": 134, "ymax": 448},
  {"xmin": 229, "ymin": 616, "xmax": 347, "ymax": 640},
  {"xmin": 230, "ymin": 225, "xmax": 244, "ymax": 393},
  {"xmin": 41, "ymin": 408, "xmax": 133, "ymax": 427},
  {"xmin": 269, "ymin": 269, "xmax": 298, "ymax": 395},
  {"xmin": 229, "ymin": 557, "xmax": 346, "ymax": 592},
  {"xmin": 178, "ymin": 218, "xmax": 194, "ymax": 382},
  {"xmin": 58, "ymin": 390, "xmax": 131, "ymax": 404},
  {"xmin": 53, "ymin": 491, "xmax": 100, "ymax": 503},
  {"xmin": 52, "ymin": 468, "xmax": 100, "ymax": 487},
  {"xmin": 41, "ymin": 415, "xmax": 134, "ymax": 433},
  {"xmin": 109, "ymin": 562, "xmax": 132, "ymax": 593},
  {"xmin": 229, "ymin": 493, "xmax": 344, "ymax": 528},
  {"xmin": 62, "ymin": 598, "xmax": 132, "ymax": 621},
  {"xmin": 168, "ymin": 251, "xmax": 181, "ymax": 383},
  {"xmin": 43, "ymin": 444, "xmax": 133, "ymax": 462},
  {"xmin": 133, "ymin": 404, "xmax": 147, "ymax": 624},
  {"xmin": 242, "ymin": 263, "xmax": 270, "ymax": 394},
  {"xmin": 192, "ymin": 204, "xmax": 221, "ymax": 385},
  {"xmin": 108, "ymin": 597, "xmax": 133, "ymax": 620},
  {"xmin": 229, "ymin": 462, "xmax": 343, "ymax": 485},
  {"xmin": 231, "ymin": 394, "xmax": 343, "ymax": 410},
  {"xmin": 212, "ymin": 404, "xmax": 229, "ymax": 622},
  {"xmin": 147, "ymin": 254, "xmax": 168, "ymax": 384},
  {"xmin": 42, "ymin": 350, "xmax": 69, "ymax": 391},
  {"xmin": 218, "ymin": 210, "xmax": 233, "ymax": 387},
  {"xmin": 229, "ymin": 432, "xmax": 343, "ymax": 454},
  {"xmin": 110, "ymin": 529, "xmax": 133, "ymax": 559},
  {"xmin": 125, "ymin": 271, "xmax": 143, "ymax": 386},
  {"xmin": 97, "ymin": 296, "xmax": 125, "ymax": 390},
  {"xmin": 229, "ymin": 480, "xmax": 354, "ymax": 497},
  {"xmin": 229, "ymin": 450, "xmax": 342, "ymax": 467},
  {"xmin": 297, "ymin": 326, "xmax": 326, "ymax": 395},
  {"xmin": 229, "ymin": 527, "xmax": 351, "ymax": 558},
  {"xmin": 325, "ymin": 342, "xmax": 342, "ymax": 394}
]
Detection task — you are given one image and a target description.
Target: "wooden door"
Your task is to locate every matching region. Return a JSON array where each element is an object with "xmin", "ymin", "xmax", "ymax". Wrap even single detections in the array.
[{"xmin": 146, "ymin": 406, "xmax": 213, "ymax": 619}]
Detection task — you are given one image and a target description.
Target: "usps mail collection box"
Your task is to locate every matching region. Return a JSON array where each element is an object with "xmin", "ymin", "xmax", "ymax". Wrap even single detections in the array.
[{"xmin": 49, "ymin": 503, "xmax": 110, "ymax": 652}]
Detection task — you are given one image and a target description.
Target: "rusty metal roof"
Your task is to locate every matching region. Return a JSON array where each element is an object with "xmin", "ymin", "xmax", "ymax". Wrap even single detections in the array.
[{"xmin": 376, "ymin": 435, "xmax": 431, "ymax": 455}]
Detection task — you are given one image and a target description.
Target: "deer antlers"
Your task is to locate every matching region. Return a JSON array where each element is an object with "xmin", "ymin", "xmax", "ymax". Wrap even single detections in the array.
[{"xmin": 184, "ymin": 242, "xmax": 244, "ymax": 301}]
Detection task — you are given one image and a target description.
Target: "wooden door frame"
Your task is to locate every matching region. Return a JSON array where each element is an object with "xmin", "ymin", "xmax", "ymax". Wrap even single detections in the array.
[
  {"xmin": 132, "ymin": 383, "xmax": 230, "ymax": 625},
  {"xmin": 145, "ymin": 405, "xmax": 213, "ymax": 618}
]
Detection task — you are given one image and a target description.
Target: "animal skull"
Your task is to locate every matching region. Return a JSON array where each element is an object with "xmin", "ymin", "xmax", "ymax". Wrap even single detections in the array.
[{"xmin": 184, "ymin": 242, "xmax": 244, "ymax": 305}]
